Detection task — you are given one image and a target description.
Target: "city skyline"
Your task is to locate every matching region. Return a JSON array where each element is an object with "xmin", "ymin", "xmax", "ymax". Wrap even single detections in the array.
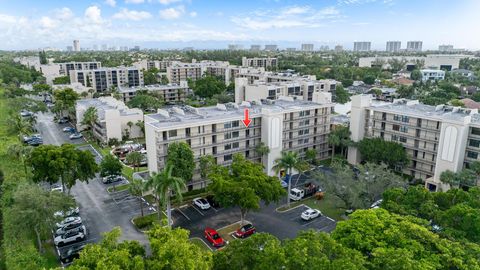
[{"xmin": 0, "ymin": 0, "xmax": 479, "ymax": 50}]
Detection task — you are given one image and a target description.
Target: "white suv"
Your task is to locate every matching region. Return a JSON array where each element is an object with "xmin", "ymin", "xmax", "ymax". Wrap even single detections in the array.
[{"xmin": 54, "ymin": 230, "xmax": 85, "ymax": 246}]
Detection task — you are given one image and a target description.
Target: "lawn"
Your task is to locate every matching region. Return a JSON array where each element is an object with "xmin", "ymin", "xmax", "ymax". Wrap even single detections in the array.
[
  {"xmin": 190, "ymin": 238, "xmax": 211, "ymax": 252},
  {"xmin": 278, "ymin": 193, "xmax": 346, "ymax": 221},
  {"xmin": 132, "ymin": 212, "xmax": 167, "ymax": 231},
  {"xmin": 216, "ymin": 221, "xmax": 242, "ymax": 242},
  {"xmin": 107, "ymin": 183, "xmax": 130, "ymax": 193}
]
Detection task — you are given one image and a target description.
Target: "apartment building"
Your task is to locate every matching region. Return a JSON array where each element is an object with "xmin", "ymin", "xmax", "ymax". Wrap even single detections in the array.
[
  {"xmin": 420, "ymin": 69, "xmax": 445, "ymax": 82},
  {"xmin": 133, "ymin": 59, "xmax": 174, "ymax": 71},
  {"xmin": 166, "ymin": 63, "xmax": 203, "ymax": 85},
  {"xmin": 407, "ymin": 41, "xmax": 423, "ymax": 52},
  {"xmin": 358, "ymin": 54, "xmax": 477, "ymax": 70},
  {"xmin": 73, "ymin": 40, "xmax": 80, "ymax": 52},
  {"xmin": 241, "ymin": 57, "xmax": 278, "ymax": 69},
  {"xmin": 145, "ymin": 97, "xmax": 333, "ymax": 190},
  {"xmin": 353, "ymin": 42, "xmax": 371, "ymax": 52},
  {"xmin": 264, "ymin": 45, "xmax": 278, "ymax": 51},
  {"xmin": 439, "ymin": 45, "xmax": 454, "ymax": 52},
  {"xmin": 386, "ymin": 41, "xmax": 401, "ymax": 52},
  {"xmin": 76, "ymin": 97, "xmax": 144, "ymax": 143},
  {"xmin": 348, "ymin": 94, "xmax": 480, "ymax": 192},
  {"xmin": 301, "ymin": 44, "xmax": 314, "ymax": 52},
  {"xmin": 235, "ymin": 77, "xmax": 336, "ymax": 104},
  {"xmin": 117, "ymin": 81, "xmax": 190, "ymax": 103},
  {"xmin": 70, "ymin": 67, "xmax": 144, "ymax": 92},
  {"xmin": 58, "ymin": 62, "xmax": 102, "ymax": 76}
]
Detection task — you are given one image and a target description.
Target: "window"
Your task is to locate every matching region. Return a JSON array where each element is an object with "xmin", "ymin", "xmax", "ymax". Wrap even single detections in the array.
[
  {"xmin": 400, "ymin": 126, "xmax": 408, "ymax": 133},
  {"xmin": 232, "ymin": 120, "xmax": 239, "ymax": 128},
  {"xmin": 472, "ymin": 127, "xmax": 480, "ymax": 136},
  {"xmin": 391, "ymin": 135, "xmax": 398, "ymax": 141},
  {"xmin": 299, "ymin": 110, "xmax": 311, "ymax": 117},
  {"xmin": 168, "ymin": 130, "xmax": 177, "ymax": 137},
  {"xmin": 470, "ymin": 139, "xmax": 480, "ymax": 148},
  {"xmin": 467, "ymin": 151, "xmax": 478, "ymax": 159},
  {"xmin": 399, "ymin": 136, "xmax": 407, "ymax": 143},
  {"xmin": 224, "ymin": 154, "xmax": 232, "ymax": 161},
  {"xmin": 392, "ymin": 124, "xmax": 400, "ymax": 131},
  {"xmin": 393, "ymin": 114, "xmax": 409, "ymax": 123}
]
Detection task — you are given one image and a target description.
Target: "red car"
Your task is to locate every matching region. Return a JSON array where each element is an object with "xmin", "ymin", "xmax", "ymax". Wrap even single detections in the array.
[
  {"xmin": 204, "ymin": 227, "xmax": 225, "ymax": 247},
  {"xmin": 234, "ymin": 223, "xmax": 256, "ymax": 238}
]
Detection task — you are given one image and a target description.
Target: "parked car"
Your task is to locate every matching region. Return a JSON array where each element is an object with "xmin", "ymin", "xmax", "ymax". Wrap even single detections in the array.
[
  {"xmin": 55, "ymin": 223, "xmax": 85, "ymax": 237},
  {"xmin": 27, "ymin": 138, "xmax": 43, "ymax": 146},
  {"xmin": 204, "ymin": 227, "xmax": 225, "ymax": 247},
  {"xmin": 234, "ymin": 223, "xmax": 256, "ymax": 238},
  {"xmin": 23, "ymin": 134, "xmax": 42, "ymax": 143},
  {"xmin": 69, "ymin": 133, "xmax": 83, "ymax": 139},
  {"xmin": 193, "ymin": 198, "xmax": 211, "ymax": 210},
  {"xmin": 58, "ymin": 117, "xmax": 69, "ymax": 124},
  {"xmin": 301, "ymin": 208, "xmax": 322, "ymax": 221},
  {"xmin": 60, "ymin": 244, "xmax": 86, "ymax": 263},
  {"xmin": 56, "ymin": 216, "xmax": 82, "ymax": 228},
  {"xmin": 63, "ymin": 127, "xmax": 76, "ymax": 133},
  {"xmin": 206, "ymin": 195, "xmax": 221, "ymax": 208},
  {"xmin": 20, "ymin": 110, "xmax": 33, "ymax": 117},
  {"xmin": 102, "ymin": 175, "xmax": 126, "ymax": 184},
  {"xmin": 54, "ymin": 230, "xmax": 85, "ymax": 246},
  {"xmin": 370, "ymin": 199, "xmax": 383, "ymax": 209},
  {"xmin": 51, "ymin": 184, "xmax": 63, "ymax": 193},
  {"xmin": 54, "ymin": 207, "xmax": 80, "ymax": 218}
]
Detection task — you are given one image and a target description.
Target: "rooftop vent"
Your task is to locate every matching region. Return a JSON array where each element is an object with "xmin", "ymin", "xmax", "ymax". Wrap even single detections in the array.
[
  {"xmin": 216, "ymin": 104, "xmax": 227, "ymax": 111},
  {"xmin": 157, "ymin": 109, "xmax": 170, "ymax": 118},
  {"xmin": 240, "ymin": 101, "xmax": 251, "ymax": 107},
  {"xmin": 172, "ymin": 107, "xmax": 185, "ymax": 115}
]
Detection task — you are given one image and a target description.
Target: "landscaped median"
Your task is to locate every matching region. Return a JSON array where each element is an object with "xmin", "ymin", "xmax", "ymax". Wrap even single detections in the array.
[
  {"xmin": 277, "ymin": 193, "xmax": 346, "ymax": 221},
  {"xmin": 132, "ymin": 212, "xmax": 167, "ymax": 231},
  {"xmin": 107, "ymin": 183, "xmax": 130, "ymax": 193}
]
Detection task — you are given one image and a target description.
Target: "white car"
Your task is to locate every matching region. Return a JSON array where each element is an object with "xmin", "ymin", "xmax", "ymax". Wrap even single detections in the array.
[
  {"xmin": 51, "ymin": 184, "xmax": 63, "ymax": 193},
  {"xmin": 193, "ymin": 198, "xmax": 211, "ymax": 210},
  {"xmin": 69, "ymin": 133, "xmax": 83, "ymax": 139},
  {"xmin": 56, "ymin": 216, "xmax": 82, "ymax": 228},
  {"xmin": 54, "ymin": 230, "xmax": 85, "ymax": 246},
  {"xmin": 301, "ymin": 208, "xmax": 322, "ymax": 221},
  {"xmin": 54, "ymin": 207, "xmax": 80, "ymax": 218},
  {"xmin": 370, "ymin": 199, "xmax": 383, "ymax": 209}
]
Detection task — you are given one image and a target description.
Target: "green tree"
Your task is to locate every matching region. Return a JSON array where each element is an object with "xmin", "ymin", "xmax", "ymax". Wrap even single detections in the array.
[
  {"xmin": 145, "ymin": 164, "xmax": 186, "ymax": 225},
  {"xmin": 136, "ymin": 120, "xmax": 145, "ymax": 137},
  {"xmin": 53, "ymin": 88, "xmax": 78, "ymax": 118},
  {"xmin": 127, "ymin": 121, "xmax": 134, "ymax": 137},
  {"xmin": 199, "ymin": 154, "xmax": 215, "ymax": 179},
  {"xmin": 411, "ymin": 69, "xmax": 422, "ymax": 81},
  {"xmin": 358, "ymin": 137, "xmax": 409, "ymax": 170},
  {"xmin": 160, "ymin": 74, "xmax": 169, "ymax": 85},
  {"xmin": 7, "ymin": 113, "xmax": 33, "ymax": 139},
  {"xmin": 81, "ymin": 106, "xmax": 98, "ymax": 134},
  {"xmin": 449, "ymin": 99, "xmax": 465, "ymax": 107},
  {"xmin": 254, "ymin": 142, "xmax": 270, "ymax": 166},
  {"xmin": 147, "ymin": 225, "xmax": 212, "ymax": 269},
  {"xmin": 305, "ymin": 149, "xmax": 317, "ymax": 166},
  {"xmin": 129, "ymin": 178, "xmax": 146, "ymax": 217},
  {"xmin": 32, "ymin": 83, "xmax": 51, "ymax": 93},
  {"xmin": 328, "ymin": 126, "xmax": 351, "ymax": 161},
  {"xmin": 126, "ymin": 151, "xmax": 144, "ymax": 172},
  {"xmin": 39, "ymin": 50, "xmax": 47, "ymax": 64},
  {"xmin": 210, "ymin": 154, "xmax": 285, "ymax": 224},
  {"xmin": 191, "ymin": 76, "xmax": 226, "ymax": 98},
  {"xmin": 127, "ymin": 94, "xmax": 163, "ymax": 111},
  {"xmin": 100, "ymin": 154, "xmax": 123, "ymax": 177},
  {"xmin": 166, "ymin": 141, "xmax": 195, "ymax": 182},
  {"xmin": 272, "ymin": 151, "xmax": 305, "ymax": 207},
  {"xmin": 335, "ymin": 84, "xmax": 350, "ymax": 104},
  {"xmin": 397, "ymin": 85, "xmax": 414, "ymax": 98},
  {"xmin": 363, "ymin": 75, "xmax": 376, "ymax": 85},
  {"xmin": 7, "ymin": 143, "xmax": 33, "ymax": 176},
  {"xmin": 69, "ymin": 227, "xmax": 146, "ymax": 270},
  {"xmin": 10, "ymin": 183, "xmax": 76, "ymax": 253},
  {"xmin": 143, "ymin": 68, "xmax": 159, "ymax": 85}
]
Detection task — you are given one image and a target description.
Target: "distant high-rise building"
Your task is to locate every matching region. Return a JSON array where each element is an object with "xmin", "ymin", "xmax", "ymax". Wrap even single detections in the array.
[
  {"xmin": 407, "ymin": 41, "xmax": 422, "ymax": 52},
  {"xmin": 353, "ymin": 42, "xmax": 371, "ymax": 52},
  {"xmin": 228, "ymin": 44, "xmax": 242, "ymax": 50},
  {"xmin": 301, "ymin": 44, "xmax": 314, "ymax": 52},
  {"xmin": 438, "ymin": 44, "xmax": 454, "ymax": 52},
  {"xmin": 319, "ymin": 45, "xmax": 330, "ymax": 51},
  {"xmin": 334, "ymin": 45, "xmax": 343, "ymax": 52},
  {"xmin": 264, "ymin": 44, "xmax": 278, "ymax": 51},
  {"xmin": 66, "ymin": 46, "xmax": 73, "ymax": 52},
  {"xmin": 102, "ymin": 44, "xmax": 108, "ymax": 51},
  {"xmin": 132, "ymin": 46, "xmax": 140, "ymax": 51},
  {"xmin": 386, "ymin": 41, "xmax": 401, "ymax": 52},
  {"xmin": 286, "ymin": 48, "xmax": 296, "ymax": 52},
  {"xmin": 250, "ymin": 45, "xmax": 261, "ymax": 51},
  {"xmin": 73, "ymin": 40, "xmax": 80, "ymax": 52}
]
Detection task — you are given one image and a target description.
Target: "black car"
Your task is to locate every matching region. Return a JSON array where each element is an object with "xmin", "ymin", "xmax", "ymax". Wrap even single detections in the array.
[
  {"xmin": 60, "ymin": 244, "xmax": 86, "ymax": 263},
  {"xmin": 58, "ymin": 117, "xmax": 69, "ymax": 124},
  {"xmin": 206, "ymin": 195, "xmax": 221, "ymax": 208},
  {"xmin": 27, "ymin": 138, "xmax": 43, "ymax": 146},
  {"xmin": 102, "ymin": 175, "xmax": 126, "ymax": 184}
]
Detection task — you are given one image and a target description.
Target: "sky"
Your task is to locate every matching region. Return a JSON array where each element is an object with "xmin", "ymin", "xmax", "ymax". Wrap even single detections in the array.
[{"xmin": 0, "ymin": 0, "xmax": 479, "ymax": 50}]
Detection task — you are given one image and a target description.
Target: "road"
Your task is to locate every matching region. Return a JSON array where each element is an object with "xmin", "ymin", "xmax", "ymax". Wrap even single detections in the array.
[{"xmin": 36, "ymin": 112, "xmax": 149, "ymax": 252}]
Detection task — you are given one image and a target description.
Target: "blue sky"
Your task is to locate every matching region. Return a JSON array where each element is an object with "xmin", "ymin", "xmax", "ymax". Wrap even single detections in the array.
[{"xmin": 0, "ymin": 0, "xmax": 479, "ymax": 50}]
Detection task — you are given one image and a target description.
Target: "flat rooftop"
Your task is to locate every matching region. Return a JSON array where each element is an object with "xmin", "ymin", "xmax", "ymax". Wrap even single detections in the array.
[
  {"xmin": 77, "ymin": 97, "xmax": 141, "ymax": 120},
  {"xmin": 117, "ymin": 84, "xmax": 188, "ymax": 93},
  {"xmin": 147, "ymin": 98, "xmax": 331, "ymax": 129}
]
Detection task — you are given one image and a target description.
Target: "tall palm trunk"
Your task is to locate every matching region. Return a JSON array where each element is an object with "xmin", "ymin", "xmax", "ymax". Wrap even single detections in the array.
[
  {"xmin": 166, "ymin": 189, "xmax": 172, "ymax": 227},
  {"xmin": 157, "ymin": 196, "xmax": 162, "ymax": 220},
  {"xmin": 331, "ymin": 145, "xmax": 335, "ymax": 162},
  {"xmin": 139, "ymin": 197, "xmax": 144, "ymax": 217},
  {"xmin": 287, "ymin": 168, "xmax": 292, "ymax": 207},
  {"xmin": 34, "ymin": 226, "xmax": 43, "ymax": 254}
]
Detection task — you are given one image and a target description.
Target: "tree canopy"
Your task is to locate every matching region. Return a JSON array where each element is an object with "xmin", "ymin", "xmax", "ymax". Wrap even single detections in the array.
[
  {"xmin": 100, "ymin": 154, "xmax": 123, "ymax": 177},
  {"xmin": 127, "ymin": 94, "xmax": 163, "ymax": 112},
  {"xmin": 357, "ymin": 137, "xmax": 409, "ymax": 170},
  {"xmin": 190, "ymin": 76, "xmax": 227, "ymax": 98},
  {"xmin": 166, "ymin": 142, "xmax": 195, "ymax": 182}
]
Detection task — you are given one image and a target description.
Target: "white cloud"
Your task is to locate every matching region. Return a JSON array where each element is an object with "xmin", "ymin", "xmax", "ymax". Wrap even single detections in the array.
[
  {"xmin": 85, "ymin": 6, "xmax": 103, "ymax": 24},
  {"xmin": 189, "ymin": 11, "xmax": 197, "ymax": 17},
  {"xmin": 125, "ymin": 0, "xmax": 144, "ymax": 3},
  {"xmin": 159, "ymin": 5, "xmax": 185, "ymax": 19},
  {"xmin": 231, "ymin": 6, "xmax": 341, "ymax": 30},
  {"xmin": 54, "ymin": 7, "xmax": 74, "ymax": 20},
  {"xmin": 39, "ymin": 16, "xmax": 57, "ymax": 29},
  {"xmin": 113, "ymin": 8, "xmax": 152, "ymax": 20},
  {"xmin": 105, "ymin": 0, "xmax": 117, "ymax": 7},
  {"xmin": 159, "ymin": 0, "xmax": 182, "ymax": 5}
]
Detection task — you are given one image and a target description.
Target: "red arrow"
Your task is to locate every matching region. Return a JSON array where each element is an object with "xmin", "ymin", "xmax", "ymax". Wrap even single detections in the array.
[{"xmin": 242, "ymin": 108, "xmax": 251, "ymax": 128}]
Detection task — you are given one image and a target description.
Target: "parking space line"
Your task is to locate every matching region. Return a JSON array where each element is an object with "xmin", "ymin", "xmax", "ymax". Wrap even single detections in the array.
[
  {"xmin": 301, "ymin": 218, "xmax": 320, "ymax": 227},
  {"xmin": 211, "ymin": 206, "xmax": 219, "ymax": 213},
  {"xmin": 325, "ymin": 216, "xmax": 336, "ymax": 222},
  {"xmin": 192, "ymin": 205, "xmax": 205, "ymax": 216},
  {"xmin": 175, "ymin": 208, "xmax": 190, "ymax": 220}
]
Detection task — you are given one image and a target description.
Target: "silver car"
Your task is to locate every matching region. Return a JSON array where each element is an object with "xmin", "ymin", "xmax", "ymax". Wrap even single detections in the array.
[{"xmin": 54, "ymin": 230, "xmax": 85, "ymax": 246}]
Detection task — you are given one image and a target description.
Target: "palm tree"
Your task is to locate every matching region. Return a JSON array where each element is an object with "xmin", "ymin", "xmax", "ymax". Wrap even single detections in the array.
[
  {"xmin": 7, "ymin": 143, "xmax": 33, "ymax": 175},
  {"xmin": 135, "ymin": 120, "xmax": 145, "ymax": 137},
  {"xmin": 129, "ymin": 178, "xmax": 146, "ymax": 217},
  {"xmin": 81, "ymin": 107, "xmax": 98, "ymax": 136},
  {"xmin": 272, "ymin": 151, "xmax": 305, "ymax": 207},
  {"xmin": 8, "ymin": 114, "xmax": 33, "ymax": 139},
  {"xmin": 126, "ymin": 151, "xmax": 143, "ymax": 172},
  {"xmin": 254, "ymin": 142, "xmax": 270, "ymax": 166},
  {"xmin": 145, "ymin": 164, "xmax": 186, "ymax": 226},
  {"xmin": 328, "ymin": 132, "xmax": 341, "ymax": 162},
  {"xmin": 127, "ymin": 121, "xmax": 134, "ymax": 138}
]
